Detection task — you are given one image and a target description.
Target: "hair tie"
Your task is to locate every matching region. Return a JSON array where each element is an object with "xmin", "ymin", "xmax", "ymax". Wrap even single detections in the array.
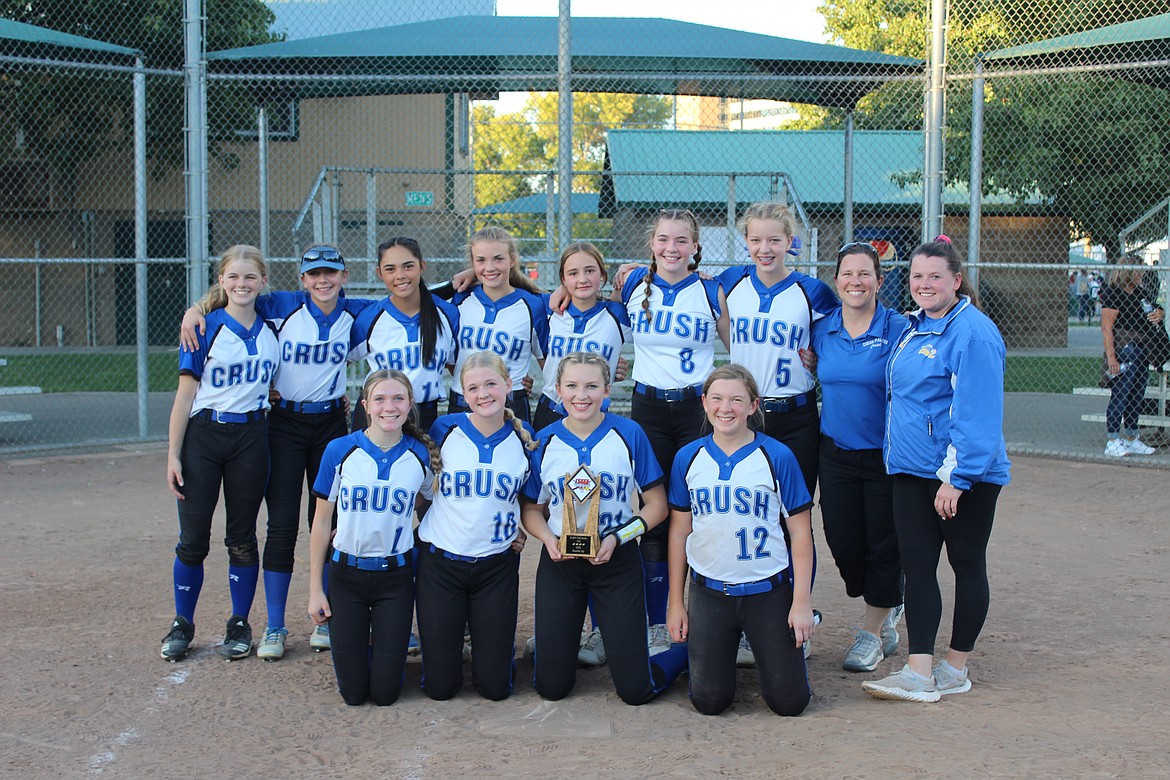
[{"xmin": 934, "ymin": 234, "xmax": 952, "ymax": 245}]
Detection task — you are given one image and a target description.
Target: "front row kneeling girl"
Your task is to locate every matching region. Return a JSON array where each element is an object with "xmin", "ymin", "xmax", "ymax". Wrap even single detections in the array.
[
  {"xmin": 522, "ymin": 352, "xmax": 688, "ymax": 704},
  {"xmin": 666, "ymin": 364, "xmax": 815, "ymax": 716},
  {"xmin": 307, "ymin": 369, "xmax": 438, "ymax": 706}
]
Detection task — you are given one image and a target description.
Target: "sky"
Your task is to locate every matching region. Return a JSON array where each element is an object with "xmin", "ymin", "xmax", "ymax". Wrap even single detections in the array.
[{"xmin": 496, "ymin": 0, "xmax": 831, "ymax": 43}]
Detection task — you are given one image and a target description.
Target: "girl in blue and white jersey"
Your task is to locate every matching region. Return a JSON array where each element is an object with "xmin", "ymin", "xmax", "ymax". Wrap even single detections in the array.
[
  {"xmin": 449, "ymin": 227, "xmax": 548, "ymax": 424},
  {"xmin": 863, "ymin": 236, "xmax": 1010, "ymax": 704},
  {"xmin": 162, "ymin": 245, "xmax": 280, "ymax": 662},
  {"xmin": 307, "ymin": 369, "xmax": 438, "ymax": 706}
]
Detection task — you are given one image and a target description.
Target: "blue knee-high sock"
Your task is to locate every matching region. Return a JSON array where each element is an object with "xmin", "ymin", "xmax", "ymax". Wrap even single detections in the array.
[
  {"xmin": 650, "ymin": 643, "xmax": 688, "ymax": 693},
  {"xmin": 173, "ymin": 558, "xmax": 204, "ymax": 623},
  {"xmin": 643, "ymin": 560, "xmax": 669, "ymax": 625},
  {"xmin": 587, "ymin": 594, "xmax": 599, "ymax": 631},
  {"xmin": 228, "ymin": 564, "xmax": 259, "ymax": 619},
  {"xmin": 263, "ymin": 569, "xmax": 292, "ymax": 629}
]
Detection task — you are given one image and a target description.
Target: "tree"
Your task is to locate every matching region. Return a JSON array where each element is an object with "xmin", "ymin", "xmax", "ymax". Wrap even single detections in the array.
[
  {"xmin": 472, "ymin": 91, "xmax": 672, "ymax": 208},
  {"xmin": 0, "ymin": 0, "xmax": 280, "ymax": 196},
  {"xmin": 814, "ymin": 0, "xmax": 1170, "ymax": 255}
]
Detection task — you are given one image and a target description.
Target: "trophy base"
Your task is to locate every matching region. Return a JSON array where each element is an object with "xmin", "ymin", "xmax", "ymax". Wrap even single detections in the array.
[{"xmin": 561, "ymin": 534, "xmax": 598, "ymax": 558}]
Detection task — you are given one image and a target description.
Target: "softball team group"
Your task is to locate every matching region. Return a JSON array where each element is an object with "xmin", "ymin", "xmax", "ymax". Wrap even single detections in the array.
[{"xmin": 163, "ymin": 204, "xmax": 1011, "ymax": 712}]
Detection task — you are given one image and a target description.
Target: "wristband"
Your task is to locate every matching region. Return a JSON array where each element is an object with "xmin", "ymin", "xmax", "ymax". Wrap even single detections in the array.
[{"xmin": 612, "ymin": 516, "xmax": 647, "ymax": 546}]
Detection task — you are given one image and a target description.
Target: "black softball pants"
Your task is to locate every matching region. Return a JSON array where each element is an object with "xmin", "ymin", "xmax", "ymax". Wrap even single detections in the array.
[{"xmin": 632, "ymin": 393, "xmax": 704, "ymax": 561}]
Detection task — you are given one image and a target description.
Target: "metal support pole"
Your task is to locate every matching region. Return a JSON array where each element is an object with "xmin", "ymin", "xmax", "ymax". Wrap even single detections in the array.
[
  {"xmin": 727, "ymin": 175, "xmax": 737, "ymax": 264},
  {"xmin": 184, "ymin": 0, "xmax": 208, "ymax": 304},
  {"xmin": 135, "ymin": 57, "xmax": 149, "ymax": 439},
  {"xmin": 258, "ymin": 106, "xmax": 269, "ymax": 260},
  {"xmin": 843, "ymin": 110, "xmax": 855, "ymax": 243},
  {"xmin": 545, "ymin": 174, "xmax": 556, "ymax": 257},
  {"xmin": 366, "ymin": 172, "xmax": 377, "ymax": 272},
  {"xmin": 557, "ymin": 0, "xmax": 572, "ymax": 252},
  {"xmin": 968, "ymin": 61, "xmax": 985, "ymax": 292},
  {"xmin": 34, "ymin": 240, "xmax": 41, "ymax": 348},
  {"xmin": 922, "ymin": 0, "xmax": 947, "ymax": 242}
]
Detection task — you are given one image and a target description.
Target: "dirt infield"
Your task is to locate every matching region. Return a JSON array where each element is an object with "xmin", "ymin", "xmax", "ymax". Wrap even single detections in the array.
[{"xmin": 0, "ymin": 448, "xmax": 1164, "ymax": 778}]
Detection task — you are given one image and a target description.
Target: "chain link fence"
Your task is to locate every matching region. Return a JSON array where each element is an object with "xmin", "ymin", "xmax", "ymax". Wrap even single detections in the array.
[{"xmin": 1, "ymin": 0, "xmax": 1168, "ymax": 463}]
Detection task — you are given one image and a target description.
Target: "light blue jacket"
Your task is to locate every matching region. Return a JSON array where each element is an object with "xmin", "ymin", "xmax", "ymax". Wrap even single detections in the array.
[{"xmin": 884, "ymin": 297, "xmax": 1011, "ymax": 489}]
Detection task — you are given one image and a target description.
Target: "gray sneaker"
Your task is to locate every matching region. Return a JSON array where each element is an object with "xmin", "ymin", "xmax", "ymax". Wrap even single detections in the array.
[
  {"xmin": 842, "ymin": 629, "xmax": 883, "ymax": 672},
  {"xmin": 309, "ymin": 623, "xmax": 331, "ymax": 652},
  {"xmin": 578, "ymin": 628, "xmax": 606, "ymax": 666},
  {"xmin": 933, "ymin": 661, "xmax": 972, "ymax": 696},
  {"xmin": 648, "ymin": 623, "xmax": 671, "ymax": 656},
  {"xmin": 862, "ymin": 664, "xmax": 940, "ymax": 703},
  {"xmin": 736, "ymin": 633, "xmax": 756, "ymax": 667},
  {"xmin": 881, "ymin": 604, "xmax": 904, "ymax": 657},
  {"xmin": 256, "ymin": 626, "xmax": 288, "ymax": 661},
  {"xmin": 219, "ymin": 615, "xmax": 253, "ymax": 660}
]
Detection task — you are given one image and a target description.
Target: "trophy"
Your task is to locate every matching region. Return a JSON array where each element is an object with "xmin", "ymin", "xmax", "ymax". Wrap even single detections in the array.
[{"xmin": 559, "ymin": 464, "xmax": 602, "ymax": 558}]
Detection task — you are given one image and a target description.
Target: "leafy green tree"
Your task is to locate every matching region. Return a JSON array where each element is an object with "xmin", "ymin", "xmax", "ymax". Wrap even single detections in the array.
[
  {"xmin": 814, "ymin": 0, "xmax": 1170, "ymax": 255},
  {"xmin": 0, "ymin": 0, "xmax": 280, "ymax": 196}
]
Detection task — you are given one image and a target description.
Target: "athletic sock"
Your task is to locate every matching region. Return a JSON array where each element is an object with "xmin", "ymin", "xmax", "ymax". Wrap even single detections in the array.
[
  {"xmin": 228, "ymin": 564, "xmax": 259, "ymax": 619},
  {"xmin": 587, "ymin": 593, "xmax": 599, "ymax": 631},
  {"xmin": 650, "ymin": 643, "xmax": 688, "ymax": 693},
  {"xmin": 263, "ymin": 569, "xmax": 292, "ymax": 629},
  {"xmin": 643, "ymin": 559, "xmax": 669, "ymax": 625},
  {"xmin": 173, "ymin": 558, "xmax": 204, "ymax": 622}
]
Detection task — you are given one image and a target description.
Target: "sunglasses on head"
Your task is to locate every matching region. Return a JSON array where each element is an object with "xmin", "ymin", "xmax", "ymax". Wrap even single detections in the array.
[
  {"xmin": 837, "ymin": 241, "xmax": 879, "ymax": 260},
  {"xmin": 302, "ymin": 247, "xmax": 343, "ymax": 262}
]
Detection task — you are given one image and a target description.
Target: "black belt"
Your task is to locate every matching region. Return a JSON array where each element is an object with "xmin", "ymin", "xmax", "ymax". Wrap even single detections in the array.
[
  {"xmin": 761, "ymin": 390, "xmax": 815, "ymax": 414},
  {"xmin": 331, "ymin": 549, "xmax": 408, "ymax": 571},
  {"xmin": 194, "ymin": 409, "xmax": 265, "ymax": 424},
  {"xmin": 633, "ymin": 381, "xmax": 702, "ymax": 403},
  {"xmin": 692, "ymin": 570, "xmax": 785, "ymax": 596},
  {"xmin": 275, "ymin": 398, "xmax": 343, "ymax": 414}
]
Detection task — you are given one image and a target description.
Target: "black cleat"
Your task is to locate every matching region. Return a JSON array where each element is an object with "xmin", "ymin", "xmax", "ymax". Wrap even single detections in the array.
[
  {"xmin": 218, "ymin": 615, "xmax": 253, "ymax": 660},
  {"xmin": 161, "ymin": 615, "xmax": 195, "ymax": 661}
]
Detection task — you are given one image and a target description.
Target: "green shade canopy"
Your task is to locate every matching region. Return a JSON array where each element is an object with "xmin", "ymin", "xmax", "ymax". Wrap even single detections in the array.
[
  {"xmin": 474, "ymin": 192, "xmax": 599, "ymax": 215},
  {"xmin": 208, "ymin": 15, "xmax": 922, "ymax": 109},
  {"xmin": 601, "ymin": 129, "xmax": 1047, "ymax": 213},
  {"xmin": 0, "ymin": 17, "xmax": 139, "ymax": 63},
  {"xmin": 979, "ymin": 12, "xmax": 1170, "ymax": 89}
]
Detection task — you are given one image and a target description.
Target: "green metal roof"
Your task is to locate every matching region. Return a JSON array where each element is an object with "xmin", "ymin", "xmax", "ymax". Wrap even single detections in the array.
[
  {"xmin": 979, "ymin": 13, "xmax": 1170, "ymax": 91},
  {"xmin": 602, "ymin": 129, "xmax": 1046, "ymax": 211},
  {"xmin": 0, "ymin": 17, "xmax": 139, "ymax": 62},
  {"xmin": 208, "ymin": 16, "xmax": 922, "ymax": 109}
]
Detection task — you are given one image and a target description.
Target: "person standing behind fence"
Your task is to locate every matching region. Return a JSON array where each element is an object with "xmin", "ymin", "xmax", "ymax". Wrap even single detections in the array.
[
  {"xmin": 809, "ymin": 242, "xmax": 907, "ymax": 673},
  {"xmin": 350, "ymin": 237, "xmax": 460, "ymax": 434},
  {"xmin": 1076, "ymin": 270, "xmax": 1092, "ymax": 323},
  {"xmin": 1101, "ymin": 256, "xmax": 1165, "ymax": 458},
  {"xmin": 862, "ymin": 235, "xmax": 1010, "ymax": 703},
  {"xmin": 449, "ymin": 227, "xmax": 548, "ymax": 425},
  {"xmin": 163, "ymin": 245, "xmax": 280, "ymax": 662},
  {"xmin": 180, "ymin": 245, "xmax": 377, "ymax": 659},
  {"xmin": 307, "ymin": 369, "xmax": 437, "ymax": 705}
]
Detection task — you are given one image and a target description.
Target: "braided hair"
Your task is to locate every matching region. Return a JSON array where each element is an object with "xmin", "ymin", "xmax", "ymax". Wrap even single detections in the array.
[{"xmin": 641, "ymin": 208, "xmax": 703, "ymax": 314}]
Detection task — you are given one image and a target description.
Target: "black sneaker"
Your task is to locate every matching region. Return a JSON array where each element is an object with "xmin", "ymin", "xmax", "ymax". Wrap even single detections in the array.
[
  {"xmin": 161, "ymin": 615, "xmax": 195, "ymax": 661},
  {"xmin": 219, "ymin": 615, "xmax": 253, "ymax": 660}
]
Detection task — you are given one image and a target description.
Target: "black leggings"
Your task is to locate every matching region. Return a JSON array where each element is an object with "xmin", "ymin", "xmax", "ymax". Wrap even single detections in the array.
[
  {"xmin": 686, "ymin": 578, "xmax": 810, "ymax": 716},
  {"xmin": 175, "ymin": 415, "xmax": 268, "ymax": 567},
  {"xmin": 262, "ymin": 407, "xmax": 346, "ymax": 572},
  {"xmin": 415, "ymin": 544, "xmax": 519, "ymax": 701},
  {"xmin": 632, "ymin": 393, "xmax": 704, "ymax": 561},
  {"xmin": 533, "ymin": 543, "xmax": 674, "ymax": 704},
  {"xmin": 892, "ymin": 475, "xmax": 1002, "ymax": 655},
  {"xmin": 327, "ymin": 560, "xmax": 414, "ymax": 706}
]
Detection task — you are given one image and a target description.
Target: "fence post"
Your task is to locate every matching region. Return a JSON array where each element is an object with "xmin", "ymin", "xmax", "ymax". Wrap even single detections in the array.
[
  {"xmin": 135, "ymin": 57, "xmax": 149, "ymax": 439},
  {"xmin": 922, "ymin": 0, "xmax": 947, "ymax": 242},
  {"xmin": 557, "ymin": 0, "xmax": 572, "ymax": 252},
  {"xmin": 843, "ymin": 110, "xmax": 854, "ymax": 243},
  {"xmin": 184, "ymin": 0, "xmax": 209, "ymax": 305},
  {"xmin": 968, "ymin": 60, "xmax": 985, "ymax": 290}
]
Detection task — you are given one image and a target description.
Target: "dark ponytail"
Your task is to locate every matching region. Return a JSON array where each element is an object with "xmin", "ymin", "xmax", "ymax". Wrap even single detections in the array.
[{"xmin": 379, "ymin": 237, "xmax": 443, "ymax": 366}]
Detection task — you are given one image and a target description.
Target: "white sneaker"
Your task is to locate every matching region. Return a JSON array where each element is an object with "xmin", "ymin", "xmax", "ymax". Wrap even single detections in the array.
[
  {"xmin": 578, "ymin": 628, "xmax": 606, "ymax": 666},
  {"xmin": 1104, "ymin": 438, "xmax": 1129, "ymax": 457},
  {"xmin": 256, "ymin": 626, "xmax": 288, "ymax": 661},
  {"xmin": 648, "ymin": 623, "xmax": 671, "ymax": 656},
  {"xmin": 309, "ymin": 623, "xmax": 331, "ymax": 652},
  {"xmin": 736, "ymin": 633, "xmax": 755, "ymax": 667},
  {"xmin": 1125, "ymin": 437, "xmax": 1156, "ymax": 455},
  {"xmin": 523, "ymin": 636, "xmax": 536, "ymax": 661}
]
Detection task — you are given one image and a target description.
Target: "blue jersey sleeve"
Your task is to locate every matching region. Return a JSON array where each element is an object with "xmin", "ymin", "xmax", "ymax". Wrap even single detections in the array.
[
  {"xmin": 620, "ymin": 266, "xmax": 650, "ymax": 307},
  {"xmin": 342, "ymin": 294, "xmax": 380, "ymax": 316},
  {"xmin": 177, "ymin": 323, "xmax": 215, "ymax": 377},
  {"xmin": 614, "ymin": 417, "xmax": 664, "ymax": 490},
  {"xmin": 715, "ymin": 265, "xmax": 750, "ymax": 295},
  {"xmin": 254, "ymin": 290, "xmax": 304, "ymax": 321},
  {"xmin": 527, "ymin": 293, "xmax": 551, "ymax": 355},
  {"xmin": 520, "ymin": 439, "xmax": 549, "ymax": 503},
  {"xmin": 701, "ymin": 278, "xmax": 722, "ymax": 318},
  {"xmin": 668, "ymin": 440, "xmax": 703, "ymax": 511},
  {"xmin": 799, "ymin": 274, "xmax": 841, "ymax": 320},
  {"xmin": 406, "ymin": 437, "xmax": 435, "ymax": 501},
  {"xmin": 762, "ymin": 437, "xmax": 813, "ymax": 514},
  {"xmin": 605, "ymin": 299, "xmax": 632, "ymax": 329}
]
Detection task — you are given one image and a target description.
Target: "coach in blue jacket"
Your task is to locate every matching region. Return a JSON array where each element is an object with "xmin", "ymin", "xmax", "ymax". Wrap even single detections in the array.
[{"xmin": 862, "ymin": 236, "xmax": 1011, "ymax": 705}]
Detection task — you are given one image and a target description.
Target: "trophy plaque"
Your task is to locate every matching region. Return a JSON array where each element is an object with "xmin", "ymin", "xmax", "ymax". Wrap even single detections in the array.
[{"xmin": 559, "ymin": 464, "xmax": 602, "ymax": 558}]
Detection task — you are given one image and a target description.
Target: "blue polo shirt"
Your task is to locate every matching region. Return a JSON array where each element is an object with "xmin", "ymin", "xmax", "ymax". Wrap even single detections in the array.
[{"xmin": 810, "ymin": 304, "xmax": 908, "ymax": 451}]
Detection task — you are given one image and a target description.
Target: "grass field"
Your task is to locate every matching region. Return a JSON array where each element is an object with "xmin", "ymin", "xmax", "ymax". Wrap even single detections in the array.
[{"xmin": 0, "ymin": 351, "xmax": 1105, "ymax": 396}]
